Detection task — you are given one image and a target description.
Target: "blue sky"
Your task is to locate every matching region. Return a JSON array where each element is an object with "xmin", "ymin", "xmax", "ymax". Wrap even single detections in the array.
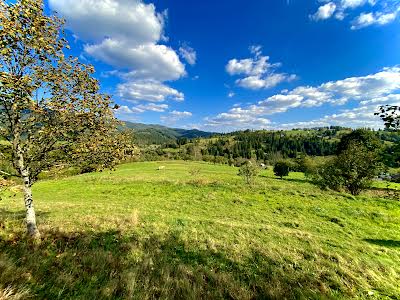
[{"xmin": 46, "ymin": 0, "xmax": 400, "ymax": 131}]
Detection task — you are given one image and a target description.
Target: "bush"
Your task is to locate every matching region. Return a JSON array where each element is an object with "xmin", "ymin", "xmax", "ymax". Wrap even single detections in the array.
[
  {"xmin": 337, "ymin": 129, "xmax": 381, "ymax": 154},
  {"xmin": 310, "ymin": 159, "xmax": 345, "ymax": 192},
  {"xmin": 238, "ymin": 161, "xmax": 259, "ymax": 185},
  {"xmin": 273, "ymin": 161, "xmax": 290, "ymax": 179},
  {"xmin": 312, "ymin": 142, "xmax": 383, "ymax": 195},
  {"xmin": 188, "ymin": 166, "xmax": 201, "ymax": 176},
  {"xmin": 234, "ymin": 157, "xmax": 248, "ymax": 167},
  {"xmin": 392, "ymin": 174, "xmax": 400, "ymax": 183}
]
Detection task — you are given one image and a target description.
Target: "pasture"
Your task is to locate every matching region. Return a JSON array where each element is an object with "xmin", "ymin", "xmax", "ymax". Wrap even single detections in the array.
[{"xmin": 0, "ymin": 161, "xmax": 399, "ymax": 299}]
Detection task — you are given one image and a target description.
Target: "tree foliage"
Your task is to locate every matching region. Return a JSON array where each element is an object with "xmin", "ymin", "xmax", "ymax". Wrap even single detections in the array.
[
  {"xmin": 312, "ymin": 131, "xmax": 383, "ymax": 195},
  {"xmin": 273, "ymin": 161, "xmax": 290, "ymax": 179},
  {"xmin": 0, "ymin": 0, "xmax": 132, "ymax": 238},
  {"xmin": 376, "ymin": 105, "xmax": 400, "ymax": 130},
  {"xmin": 238, "ymin": 161, "xmax": 259, "ymax": 185},
  {"xmin": 337, "ymin": 128, "xmax": 382, "ymax": 154}
]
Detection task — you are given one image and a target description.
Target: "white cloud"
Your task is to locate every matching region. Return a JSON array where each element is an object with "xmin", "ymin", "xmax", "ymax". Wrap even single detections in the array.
[
  {"xmin": 311, "ymin": 2, "xmax": 337, "ymax": 20},
  {"xmin": 205, "ymin": 66, "xmax": 400, "ymax": 131},
  {"xmin": 320, "ymin": 66, "xmax": 400, "ymax": 100},
  {"xmin": 179, "ymin": 45, "xmax": 197, "ymax": 66},
  {"xmin": 49, "ymin": 0, "xmax": 185, "ymax": 81},
  {"xmin": 226, "ymin": 58, "xmax": 259, "ymax": 76},
  {"xmin": 237, "ymin": 74, "xmax": 297, "ymax": 90},
  {"xmin": 360, "ymin": 93, "xmax": 400, "ymax": 105},
  {"xmin": 117, "ymin": 80, "xmax": 184, "ymax": 102},
  {"xmin": 49, "ymin": 0, "xmax": 188, "ymax": 108},
  {"xmin": 113, "ymin": 103, "xmax": 169, "ymax": 122},
  {"xmin": 226, "ymin": 46, "xmax": 297, "ymax": 90},
  {"xmin": 310, "ymin": 0, "xmax": 400, "ymax": 29},
  {"xmin": 115, "ymin": 105, "xmax": 136, "ymax": 114},
  {"xmin": 228, "ymin": 92, "xmax": 235, "ymax": 98},
  {"xmin": 170, "ymin": 111, "xmax": 192, "ymax": 117},
  {"xmin": 135, "ymin": 103, "xmax": 169, "ymax": 112},
  {"xmin": 351, "ymin": 9, "xmax": 399, "ymax": 29},
  {"xmin": 49, "ymin": 0, "xmax": 164, "ymax": 44},
  {"xmin": 341, "ymin": 0, "xmax": 368, "ymax": 9},
  {"xmin": 114, "ymin": 105, "xmax": 141, "ymax": 121},
  {"xmin": 249, "ymin": 45, "xmax": 263, "ymax": 57},
  {"xmin": 280, "ymin": 105, "xmax": 384, "ymax": 129},
  {"xmin": 160, "ymin": 110, "xmax": 193, "ymax": 125},
  {"xmin": 85, "ymin": 41, "xmax": 185, "ymax": 81},
  {"xmin": 204, "ymin": 112, "xmax": 271, "ymax": 132}
]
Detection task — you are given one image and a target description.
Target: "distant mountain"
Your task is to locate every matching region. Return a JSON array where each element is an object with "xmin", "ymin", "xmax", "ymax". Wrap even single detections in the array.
[{"xmin": 122, "ymin": 121, "xmax": 216, "ymax": 145}]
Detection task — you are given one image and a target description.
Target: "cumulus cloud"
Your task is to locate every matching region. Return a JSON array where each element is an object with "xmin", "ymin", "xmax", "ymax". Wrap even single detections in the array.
[
  {"xmin": 160, "ymin": 110, "xmax": 193, "ymax": 125},
  {"xmin": 114, "ymin": 103, "xmax": 169, "ymax": 122},
  {"xmin": 179, "ymin": 45, "xmax": 197, "ymax": 66},
  {"xmin": 311, "ymin": 2, "xmax": 337, "ymax": 20},
  {"xmin": 280, "ymin": 105, "xmax": 384, "ymax": 129},
  {"xmin": 49, "ymin": 0, "xmax": 185, "ymax": 81},
  {"xmin": 204, "ymin": 112, "xmax": 271, "ymax": 132},
  {"xmin": 170, "ymin": 111, "xmax": 192, "ymax": 118},
  {"xmin": 310, "ymin": 0, "xmax": 400, "ymax": 29},
  {"xmin": 113, "ymin": 105, "xmax": 141, "ymax": 121},
  {"xmin": 341, "ymin": 0, "xmax": 369, "ymax": 9},
  {"xmin": 117, "ymin": 80, "xmax": 184, "ymax": 103},
  {"xmin": 49, "ymin": 0, "xmax": 188, "ymax": 107},
  {"xmin": 49, "ymin": 0, "xmax": 164, "ymax": 42},
  {"xmin": 85, "ymin": 41, "xmax": 185, "ymax": 81},
  {"xmin": 226, "ymin": 46, "xmax": 297, "ymax": 90},
  {"xmin": 205, "ymin": 66, "xmax": 400, "ymax": 131},
  {"xmin": 351, "ymin": 9, "xmax": 399, "ymax": 29},
  {"xmin": 135, "ymin": 103, "xmax": 169, "ymax": 112},
  {"xmin": 237, "ymin": 74, "xmax": 297, "ymax": 90}
]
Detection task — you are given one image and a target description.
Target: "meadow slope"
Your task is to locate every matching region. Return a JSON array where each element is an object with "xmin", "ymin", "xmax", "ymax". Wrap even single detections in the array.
[{"xmin": 0, "ymin": 161, "xmax": 399, "ymax": 299}]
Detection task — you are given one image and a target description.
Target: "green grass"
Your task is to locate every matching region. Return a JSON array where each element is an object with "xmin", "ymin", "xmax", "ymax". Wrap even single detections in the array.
[{"xmin": 1, "ymin": 161, "xmax": 399, "ymax": 299}]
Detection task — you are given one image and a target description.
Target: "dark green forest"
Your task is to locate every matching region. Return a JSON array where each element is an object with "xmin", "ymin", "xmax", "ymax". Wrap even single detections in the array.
[{"xmin": 133, "ymin": 125, "xmax": 400, "ymax": 169}]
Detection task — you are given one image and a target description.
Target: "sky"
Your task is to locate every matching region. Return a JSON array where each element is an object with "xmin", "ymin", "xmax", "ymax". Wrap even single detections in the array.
[{"xmin": 45, "ymin": 0, "xmax": 400, "ymax": 132}]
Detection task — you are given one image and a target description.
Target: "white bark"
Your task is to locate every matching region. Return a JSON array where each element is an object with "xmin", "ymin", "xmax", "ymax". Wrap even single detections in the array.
[
  {"xmin": 22, "ymin": 177, "xmax": 40, "ymax": 239},
  {"xmin": 15, "ymin": 143, "xmax": 40, "ymax": 239}
]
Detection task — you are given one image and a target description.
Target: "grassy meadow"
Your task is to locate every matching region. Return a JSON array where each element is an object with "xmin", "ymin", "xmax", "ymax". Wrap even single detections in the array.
[{"xmin": 0, "ymin": 161, "xmax": 399, "ymax": 299}]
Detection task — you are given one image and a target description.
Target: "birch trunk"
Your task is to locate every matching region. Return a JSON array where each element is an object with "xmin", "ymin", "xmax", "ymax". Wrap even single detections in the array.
[
  {"xmin": 22, "ymin": 176, "xmax": 40, "ymax": 239},
  {"xmin": 15, "ymin": 144, "xmax": 40, "ymax": 239}
]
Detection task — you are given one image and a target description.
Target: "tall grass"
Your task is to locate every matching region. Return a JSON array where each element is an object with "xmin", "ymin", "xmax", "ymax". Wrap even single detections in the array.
[{"xmin": 0, "ymin": 161, "xmax": 399, "ymax": 299}]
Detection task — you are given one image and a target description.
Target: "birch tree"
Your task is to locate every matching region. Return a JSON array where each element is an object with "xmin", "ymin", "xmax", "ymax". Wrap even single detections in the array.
[{"xmin": 0, "ymin": 0, "xmax": 129, "ymax": 239}]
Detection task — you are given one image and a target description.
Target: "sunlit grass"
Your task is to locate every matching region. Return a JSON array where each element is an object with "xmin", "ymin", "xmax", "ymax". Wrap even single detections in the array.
[{"xmin": 0, "ymin": 161, "xmax": 399, "ymax": 299}]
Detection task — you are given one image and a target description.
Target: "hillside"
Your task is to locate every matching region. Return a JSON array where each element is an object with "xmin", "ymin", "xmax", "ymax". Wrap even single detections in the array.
[
  {"xmin": 137, "ymin": 127, "xmax": 400, "ymax": 169},
  {"xmin": 122, "ymin": 121, "xmax": 215, "ymax": 145},
  {"xmin": 1, "ymin": 161, "xmax": 399, "ymax": 299}
]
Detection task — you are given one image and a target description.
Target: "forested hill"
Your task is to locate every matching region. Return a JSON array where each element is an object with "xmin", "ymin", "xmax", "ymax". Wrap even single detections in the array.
[
  {"xmin": 136, "ymin": 126, "xmax": 400, "ymax": 167},
  {"xmin": 122, "ymin": 121, "xmax": 215, "ymax": 145},
  {"xmin": 202, "ymin": 127, "xmax": 399, "ymax": 160}
]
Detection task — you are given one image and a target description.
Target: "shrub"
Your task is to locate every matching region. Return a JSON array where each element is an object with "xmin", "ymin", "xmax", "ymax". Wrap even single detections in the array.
[
  {"xmin": 234, "ymin": 157, "xmax": 248, "ymax": 167},
  {"xmin": 188, "ymin": 167, "xmax": 201, "ymax": 176},
  {"xmin": 312, "ymin": 142, "xmax": 383, "ymax": 195},
  {"xmin": 310, "ymin": 159, "xmax": 345, "ymax": 192},
  {"xmin": 238, "ymin": 161, "xmax": 259, "ymax": 185},
  {"xmin": 392, "ymin": 174, "xmax": 400, "ymax": 183},
  {"xmin": 273, "ymin": 161, "xmax": 290, "ymax": 179},
  {"xmin": 337, "ymin": 129, "xmax": 382, "ymax": 154}
]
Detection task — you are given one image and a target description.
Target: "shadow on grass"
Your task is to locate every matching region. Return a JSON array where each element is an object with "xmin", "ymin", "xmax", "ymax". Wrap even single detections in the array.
[
  {"xmin": 0, "ymin": 226, "xmax": 353, "ymax": 299},
  {"xmin": 0, "ymin": 209, "xmax": 51, "ymax": 231},
  {"xmin": 284, "ymin": 178, "xmax": 310, "ymax": 184},
  {"xmin": 0, "ymin": 209, "xmax": 50, "ymax": 221},
  {"xmin": 364, "ymin": 239, "xmax": 400, "ymax": 248},
  {"xmin": 259, "ymin": 175, "xmax": 310, "ymax": 185}
]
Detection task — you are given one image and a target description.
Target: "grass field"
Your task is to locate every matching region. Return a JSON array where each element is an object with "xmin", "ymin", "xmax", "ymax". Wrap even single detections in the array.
[{"xmin": 0, "ymin": 161, "xmax": 399, "ymax": 299}]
